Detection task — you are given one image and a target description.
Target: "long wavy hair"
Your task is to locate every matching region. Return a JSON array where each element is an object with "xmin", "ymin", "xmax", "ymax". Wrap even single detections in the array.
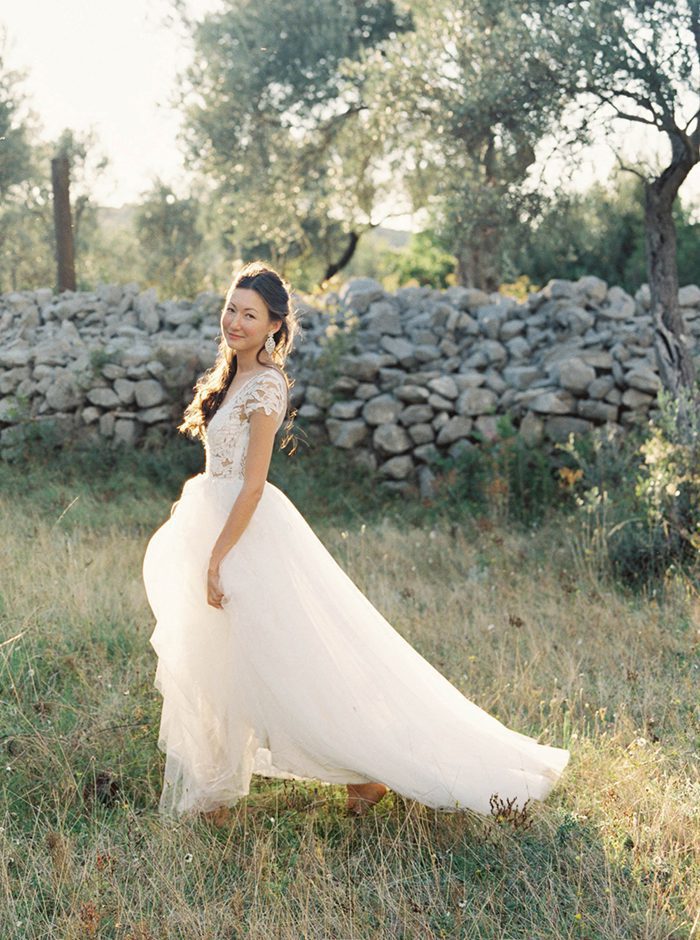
[{"xmin": 178, "ymin": 261, "xmax": 299, "ymax": 453}]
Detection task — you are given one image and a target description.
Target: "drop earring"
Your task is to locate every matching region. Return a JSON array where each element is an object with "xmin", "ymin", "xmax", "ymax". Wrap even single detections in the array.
[{"xmin": 264, "ymin": 332, "xmax": 276, "ymax": 355}]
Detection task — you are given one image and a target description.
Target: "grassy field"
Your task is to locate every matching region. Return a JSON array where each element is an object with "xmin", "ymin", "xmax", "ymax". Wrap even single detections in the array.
[{"xmin": 0, "ymin": 438, "xmax": 698, "ymax": 939}]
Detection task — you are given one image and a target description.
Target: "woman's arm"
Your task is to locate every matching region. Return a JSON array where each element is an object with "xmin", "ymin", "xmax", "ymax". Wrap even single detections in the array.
[{"xmin": 206, "ymin": 410, "xmax": 280, "ymax": 608}]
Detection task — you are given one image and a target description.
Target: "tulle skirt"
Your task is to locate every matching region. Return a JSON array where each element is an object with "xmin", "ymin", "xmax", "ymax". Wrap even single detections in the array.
[{"xmin": 142, "ymin": 472, "xmax": 570, "ymax": 816}]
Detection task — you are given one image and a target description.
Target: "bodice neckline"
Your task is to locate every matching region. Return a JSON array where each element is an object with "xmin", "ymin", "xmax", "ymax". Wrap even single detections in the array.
[{"xmin": 218, "ymin": 368, "xmax": 279, "ymax": 414}]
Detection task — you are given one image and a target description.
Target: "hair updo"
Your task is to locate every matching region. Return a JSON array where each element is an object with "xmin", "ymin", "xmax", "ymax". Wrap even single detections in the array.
[{"xmin": 178, "ymin": 260, "xmax": 299, "ymax": 451}]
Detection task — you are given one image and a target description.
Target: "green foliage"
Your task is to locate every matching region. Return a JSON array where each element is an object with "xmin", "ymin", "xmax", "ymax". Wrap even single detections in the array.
[
  {"xmin": 178, "ymin": 0, "xmax": 410, "ymax": 283},
  {"xmin": 134, "ymin": 180, "xmax": 204, "ymax": 298},
  {"xmin": 514, "ymin": 172, "xmax": 700, "ymax": 292},
  {"xmin": 388, "ymin": 229, "xmax": 456, "ymax": 287}
]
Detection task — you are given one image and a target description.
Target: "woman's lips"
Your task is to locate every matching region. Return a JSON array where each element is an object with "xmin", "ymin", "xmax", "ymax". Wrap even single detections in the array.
[{"xmin": 228, "ymin": 333, "xmax": 243, "ymax": 339}]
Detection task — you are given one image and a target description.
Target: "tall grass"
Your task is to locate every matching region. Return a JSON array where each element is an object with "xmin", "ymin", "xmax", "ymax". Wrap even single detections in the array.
[{"xmin": 0, "ymin": 441, "xmax": 698, "ymax": 938}]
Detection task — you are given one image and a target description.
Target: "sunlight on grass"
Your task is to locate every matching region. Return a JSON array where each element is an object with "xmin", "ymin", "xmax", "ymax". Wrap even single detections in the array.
[{"xmin": 0, "ymin": 453, "xmax": 698, "ymax": 939}]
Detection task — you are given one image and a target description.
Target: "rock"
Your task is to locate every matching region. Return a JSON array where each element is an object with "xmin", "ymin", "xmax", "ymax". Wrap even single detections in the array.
[
  {"xmin": 0, "ymin": 397, "xmax": 21, "ymax": 422},
  {"xmin": 133, "ymin": 379, "xmax": 166, "ymax": 408},
  {"xmin": 505, "ymin": 336, "xmax": 531, "ymax": 359},
  {"xmin": 427, "ymin": 392, "xmax": 454, "ymax": 412},
  {"xmin": 543, "ymin": 279, "xmax": 575, "ymax": 299},
  {"xmin": 518, "ymin": 411, "xmax": 544, "ymax": 446},
  {"xmin": 113, "ymin": 419, "xmax": 139, "ymax": 446},
  {"xmin": 481, "ymin": 339, "xmax": 508, "ymax": 365},
  {"xmin": 139, "ymin": 405, "xmax": 173, "ymax": 424},
  {"xmin": 408, "ymin": 423, "xmax": 435, "ymax": 444},
  {"xmin": 501, "ymin": 319, "xmax": 525, "ymax": 340},
  {"xmin": 577, "ymin": 400, "xmax": 619, "ymax": 422},
  {"xmin": 679, "ymin": 284, "xmax": 700, "ymax": 307},
  {"xmin": 626, "ymin": 366, "xmax": 660, "ymax": 393},
  {"xmin": 364, "ymin": 300, "xmax": 402, "ymax": 336},
  {"xmin": 456, "ymin": 387, "xmax": 498, "ymax": 416},
  {"xmin": 380, "ymin": 335, "xmax": 416, "ymax": 365},
  {"xmin": 399, "ymin": 404, "xmax": 434, "ymax": 426},
  {"xmin": 477, "ymin": 303, "xmax": 510, "ymax": 339},
  {"xmin": 587, "ymin": 375, "xmax": 615, "ymax": 399},
  {"xmin": 326, "ymin": 418, "xmax": 368, "ymax": 448},
  {"xmin": 339, "ymin": 278, "xmax": 385, "ymax": 313},
  {"xmin": 555, "ymin": 305, "xmax": 596, "ymax": 335},
  {"xmin": 622, "ymin": 388, "xmax": 654, "ymax": 409},
  {"xmin": 373, "ymin": 423, "xmax": 412, "ymax": 455},
  {"xmin": 328, "ymin": 400, "xmax": 363, "ymax": 419},
  {"xmin": 436, "ymin": 415, "xmax": 474, "ymax": 445},
  {"xmin": 545, "ymin": 416, "xmax": 594, "ymax": 442},
  {"xmin": 454, "ymin": 370, "xmax": 486, "ymax": 389},
  {"xmin": 135, "ymin": 289, "xmax": 160, "ymax": 333},
  {"xmin": 427, "ymin": 375, "xmax": 458, "ymax": 399},
  {"xmin": 395, "ymin": 384, "xmax": 430, "ymax": 403},
  {"xmin": 444, "ymin": 286, "xmax": 491, "ymax": 310},
  {"xmin": 46, "ymin": 373, "xmax": 82, "ymax": 411},
  {"xmin": 575, "ymin": 275, "xmax": 608, "ymax": 303},
  {"xmin": 363, "ymin": 394, "xmax": 402, "ymax": 426},
  {"xmin": 557, "ymin": 357, "xmax": 597, "ymax": 393},
  {"xmin": 114, "ymin": 378, "xmax": 136, "ymax": 405},
  {"xmin": 417, "ymin": 464, "xmax": 437, "ymax": 500},
  {"xmin": 339, "ymin": 352, "xmax": 384, "ymax": 382},
  {"xmin": 474, "ymin": 415, "xmax": 500, "ymax": 440},
  {"xmin": 86, "ymin": 387, "xmax": 120, "ymax": 408},
  {"xmin": 306, "ymin": 386, "xmax": 334, "ymax": 408},
  {"xmin": 529, "ymin": 389, "xmax": 575, "ymax": 414},
  {"xmin": 600, "ymin": 286, "xmax": 635, "ymax": 320},
  {"xmin": 378, "ymin": 454, "xmax": 414, "ymax": 480},
  {"xmin": 0, "ymin": 344, "xmax": 32, "ymax": 368},
  {"xmin": 503, "ymin": 365, "xmax": 541, "ymax": 389}
]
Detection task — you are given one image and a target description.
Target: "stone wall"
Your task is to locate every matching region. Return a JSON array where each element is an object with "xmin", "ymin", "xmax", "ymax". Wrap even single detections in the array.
[{"xmin": 1, "ymin": 277, "xmax": 699, "ymax": 492}]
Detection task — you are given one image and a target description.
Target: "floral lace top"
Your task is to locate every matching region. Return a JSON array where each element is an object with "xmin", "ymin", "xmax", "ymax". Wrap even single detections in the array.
[{"xmin": 204, "ymin": 369, "xmax": 288, "ymax": 480}]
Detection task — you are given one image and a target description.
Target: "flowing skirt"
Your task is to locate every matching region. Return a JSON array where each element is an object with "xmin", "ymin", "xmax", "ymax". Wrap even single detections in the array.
[{"xmin": 142, "ymin": 472, "xmax": 570, "ymax": 816}]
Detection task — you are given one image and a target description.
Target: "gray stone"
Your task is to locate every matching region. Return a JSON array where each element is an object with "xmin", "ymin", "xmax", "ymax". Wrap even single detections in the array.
[
  {"xmin": 414, "ymin": 343, "xmax": 442, "ymax": 363},
  {"xmin": 555, "ymin": 305, "xmax": 596, "ymax": 334},
  {"xmin": 134, "ymin": 379, "xmax": 166, "ymax": 408},
  {"xmin": 427, "ymin": 392, "xmax": 454, "ymax": 412},
  {"xmin": 81, "ymin": 406, "xmax": 100, "ymax": 425},
  {"xmin": 114, "ymin": 378, "xmax": 136, "ymax": 405},
  {"xmin": 417, "ymin": 464, "xmax": 437, "ymax": 500},
  {"xmin": 297, "ymin": 403, "xmax": 323, "ymax": 420},
  {"xmin": 575, "ymin": 275, "xmax": 608, "ymax": 303},
  {"xmin": 363, "ymin": 394, "xmax": 402, "ymax": 425},
  {"xmin": 380, "ymin": 335, "xmax": 416, "ymax": 365},
  {"xmin": 456, "ymin": 387, "xmax": 498, "ymax": 416},
  {"xmin": 455, "ymin": 370, "xmax": 486, "ymax": 389},
  {"xmin": 436, "ymin": 415, "xmax": 474, "ymax": 445},
  {"xmin": 529, "ymin": 389, "xmax": 575, "ymax": 414},
  {"xmin": 587, "ymin": 375, "xmax": 615, "ymax": 399},
  {"xmin": 557, "ymin": 357, "xmax": 596, "ymax": 393},
  {"xmin": 328, "ymin": 400, "xmax": 363, "ymax": 419},
  {"xmin": 444, "ymin": 286, "xmax": 491, "ymax": 310},
  {"xmin": 113, "ymin": 419, "xmax": 138, "ymax": 446},
  {"xmin": 481, "ymin": 339, "xmax": 508, "ymax": 365},
  {"xmin": 500, "ymin": 319, "xmax": 525, "ymax": 340},
  {"xmin": 378, "ymin": 454, "xmax": 414, "ymax": 480},
  {"xmin": 679, "ymin": 284, "xmax": 700, "ymax": 307},
  {"xmin": 545, "ymin": 416, "xmax": 594, "ymax": 442},
  {"xmin": 503, "ymin": 365, "xmax": 541, "ymax": 389},
  {"xmin": 46, "ymin": 374, "xmax": 81, "ymax": 411},
  {"xmin": 477, "ymin": 303, "xmax": 510, "ymax": 339},
  {"xmin": 626, "ymin": 367, "xmax": 660, "ymax": 393},
  {"xmin": 339, "ymin": 277, "xmax": 385, "ymax": 313},
  {"xmin": 474, "ymin": 415, "xmax": 500, "ymax": 440},
  {"xmin": 581, "ymin": 350, "xmax": 613, "ymax": 369},
  {"xmin": 86, "ymin": 386, "xmax": 120, "ymax": 408},
  {"xmin": 306, "ymin": 386, "xmax": 334, "ymax": 408},
  {"xmin": 600, "ymin": 286, "xmax": 635, "ymax": 320},
  {"xmin": 365, "ymin": 300, "xmax": 402, "ymax": 336},
  {"xmin": 505, "ymin": 336, "xmax": 531, "ymax": 359},
  {"xmin": 395, "ymin": 384, "xmax": 430, "ymax": 403},
  {"xmin": 518, "ymin": 411, "xmax": 544, "ymax": 446},
  {"xmin": 622, "ymin": 388, "xmax": 654, "ymax": 409},
  {"xmin": 338, "ymin": 352, "xmax": 384, "ymax": 382},
  {"xmin": 0, "ymin": 344, "xmax": 32, "ymax": 368},
  {"xmin": 413, "ymin": 442, "xmax": 440, "ymax": 463},
  {"xmin": 373, "ymin": 423, "xmax": 412, "ymax": 455},
  {"xmin": 408, "ymin": 423, "xmax": 435, "ymax": 444},
  {"xmin": 399, "ymin": 404, "xmax": 434, "ymax": 426},
  {"xmin": 138, "ymin": 405, "xmax": 172, "ymax": 424},
  {"xmin": 427, "ymin": 375, "xmax": 459, "ymax": 399},
  {"xmin": 577, "ymin": 400, "xmax": 619, "ymax": 422},
  {"xmin": 326, "ymin": 418, "xmax": 369, "ymax": 450}
]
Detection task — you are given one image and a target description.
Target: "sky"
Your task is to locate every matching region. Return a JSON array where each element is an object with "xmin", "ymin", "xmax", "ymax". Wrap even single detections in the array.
[{"xmin": 2, "ymin": 0, "xmax": 699, "ymax": 221}]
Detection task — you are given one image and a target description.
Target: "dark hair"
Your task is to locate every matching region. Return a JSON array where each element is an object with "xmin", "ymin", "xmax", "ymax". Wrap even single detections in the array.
[{"xmin": 178, "ymin": 260, "xmax": 299, "ymax": 452}]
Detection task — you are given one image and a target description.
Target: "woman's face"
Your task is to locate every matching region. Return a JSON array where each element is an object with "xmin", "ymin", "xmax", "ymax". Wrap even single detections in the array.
[{"xmin": 221, "ymin": 287, "xmax": 279, "ymax": 356}]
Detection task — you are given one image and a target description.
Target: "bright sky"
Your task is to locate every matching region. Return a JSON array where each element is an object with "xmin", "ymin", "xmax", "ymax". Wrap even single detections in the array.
[{"xmin": 2, "ymin": 0, "xmax": 699, "ymax": 218}]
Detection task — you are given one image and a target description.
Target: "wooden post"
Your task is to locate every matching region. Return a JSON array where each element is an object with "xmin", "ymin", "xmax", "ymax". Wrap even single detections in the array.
[{"xmin": 51, "ymin": 155, "xmax": 76, "ymax": 292}]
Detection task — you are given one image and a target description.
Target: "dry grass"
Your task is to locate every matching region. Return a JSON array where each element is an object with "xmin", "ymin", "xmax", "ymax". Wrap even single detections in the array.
[{"xmin": 0, "ymin": 459, "xmax": 698, "ymax": 939}]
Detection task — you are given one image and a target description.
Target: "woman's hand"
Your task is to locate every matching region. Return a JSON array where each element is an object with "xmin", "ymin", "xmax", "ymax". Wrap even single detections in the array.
[{"xmin": 207, "ymin": 558, "xmax": 225, "ymax": 609}]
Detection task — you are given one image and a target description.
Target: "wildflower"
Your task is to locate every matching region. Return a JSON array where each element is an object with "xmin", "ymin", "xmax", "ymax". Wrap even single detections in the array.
[{"xmin": 184, "ymin": 853, "xmax": 193, "ymax": 862}]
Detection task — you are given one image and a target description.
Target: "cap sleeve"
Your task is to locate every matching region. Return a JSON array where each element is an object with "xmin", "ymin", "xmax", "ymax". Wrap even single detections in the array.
[{"xmin": 242, "ymin": 370, "xmax": 288, "ymax": 425}]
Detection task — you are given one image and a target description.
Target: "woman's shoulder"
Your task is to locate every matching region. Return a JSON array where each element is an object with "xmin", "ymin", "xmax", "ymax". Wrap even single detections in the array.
[{"xmin": 255, "ymin": 364, "xmax": 288, "ymax": 390}]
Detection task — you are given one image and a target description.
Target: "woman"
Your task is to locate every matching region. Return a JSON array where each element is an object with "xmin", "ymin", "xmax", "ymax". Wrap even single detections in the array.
[{"xmin": 142, "ymin": 261, "xmax": 570, "ymax": 821}]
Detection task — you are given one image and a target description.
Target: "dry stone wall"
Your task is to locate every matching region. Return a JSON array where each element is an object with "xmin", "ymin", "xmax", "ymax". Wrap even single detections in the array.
[{"xmin": 1, "ymin": 276, "xmax": 699, "ymax": 493}]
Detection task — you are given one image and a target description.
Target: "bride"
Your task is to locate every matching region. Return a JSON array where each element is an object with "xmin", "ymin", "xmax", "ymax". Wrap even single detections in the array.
[{"xmin": 142, "ymin": 261, "xmax": 570, "ymax": 820}]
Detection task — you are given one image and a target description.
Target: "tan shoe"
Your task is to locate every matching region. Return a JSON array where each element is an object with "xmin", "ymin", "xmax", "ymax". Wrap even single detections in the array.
[{"xmin": 346, "ymin": 782, "xmax": 389, "ymax": 816}]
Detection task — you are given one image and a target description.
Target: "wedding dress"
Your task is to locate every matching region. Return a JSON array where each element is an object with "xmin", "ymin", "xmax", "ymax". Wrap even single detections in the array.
[{"xmin": 142, "ymin": 367, "xmax": 570, "ymax": 817}]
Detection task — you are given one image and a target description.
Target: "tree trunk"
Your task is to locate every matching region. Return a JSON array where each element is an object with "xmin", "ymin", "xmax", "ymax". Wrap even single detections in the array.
[
  {"xmin": 644, "ymin": 158, "xmax": 697, "ymax": 403},
  {"xmin": 322, "ymin": 231, "xmax": 361, "ymax": 284},
  {"xmin": 51, "ymin": 155, "xmax": 76, "ymax": 292}
]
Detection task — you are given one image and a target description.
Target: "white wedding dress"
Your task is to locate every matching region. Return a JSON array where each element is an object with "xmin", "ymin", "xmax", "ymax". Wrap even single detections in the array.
[{"xmin": 143, "ymin": 368, "xmax": 570, "ymax": 817}]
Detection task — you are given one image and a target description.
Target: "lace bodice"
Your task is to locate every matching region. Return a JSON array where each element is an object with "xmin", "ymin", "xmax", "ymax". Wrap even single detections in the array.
[{"xmin": 204, "ymin": 369, "xmax": 288, "ymax": 480}]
